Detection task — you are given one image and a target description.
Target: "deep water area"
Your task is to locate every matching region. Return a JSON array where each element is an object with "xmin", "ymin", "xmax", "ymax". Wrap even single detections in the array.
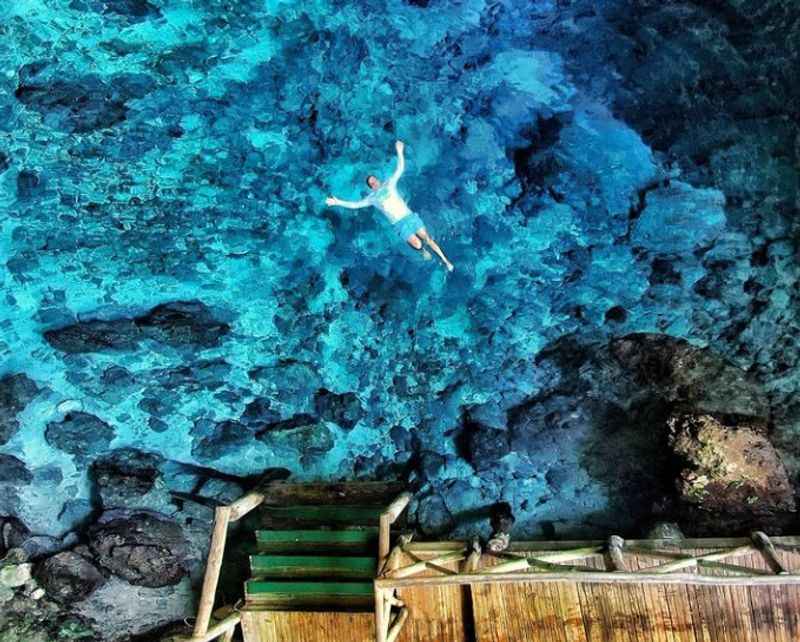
[{"xmin": 1, "ymin": 0, "xmax": 799, "ymax": 639}]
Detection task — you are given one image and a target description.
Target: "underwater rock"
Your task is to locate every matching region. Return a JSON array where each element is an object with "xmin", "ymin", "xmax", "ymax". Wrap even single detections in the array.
[
  {"xmin": 88, "ymin": 511, "xmax": 189, "ymax": 588},
  {"xmin": 631, "ymin": 181, "xmax": 727, "ymax": 253},
  {"xmin": 90, "ymin": 449, "xmax": 166, "ymax": 510},
  {"xmin": 416, "ymin": 492, "xmax": 455, "ymax": 536},
  {"xmin": 610, "ymin": 333, "xmax": 769, "ymax": 418},
  {"xmin": 15, "ymin": 65, "xmax": 156, "ymax": 134},
  {"xmin": 16, "ymin": 169, "xmax": 45, "ymax": 199},
  {"xmin": 0, "ymin": 563, "xmax": 32, "ymax": 589},
  {"xmin": 0, "ymin": 374, "xmax": 40, "ymax": 445},
  {"xmin": 45, "ymin": 412, "xmax": 116, "ymax": 459},
  {"xmin": 35, "ymin": 552, "xmax": 106, "ymax": 603},
  {"xmin": 44, "ymin": 301, "xmax": 231, "ymax": 354},
  {"xmin": 0, "ymin": 456, "xmax": 33, "ymax": 485},
  {"xmin": 192, "ymin": 419, "xmax": 255, "ymax": 462},
  {"xmin": 313, "ymin": 388, "xmax": 364, "ymax": 430},
  {"xmin": 668, "ymin": 413, "xmax": 796, "ymax": 527},
  {"xmin": 0, "ymin": 517, "xmax": 31, "ymax": 554},
  {"xmin": 464, "ymin": 418, "xmax": 510, "ymax": 472}
]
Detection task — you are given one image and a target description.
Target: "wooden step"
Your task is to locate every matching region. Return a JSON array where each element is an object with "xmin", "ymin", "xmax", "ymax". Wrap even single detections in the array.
[
  {"xmin": 260, "ymin": 481, "xmax": 405, "ymax": 506},
  {"xmin": 255, "ymin": 528, "xmax": 378, "ymax": 554},
  {"xmin": 250, "ymin": 555, "xmax": 375, "ymax": 579},
  {"xmin": 260, "ymin": 505, "xmax": 384, "ymax": 527},
  {"xmin": 244, "ymin": 580, "xmax": 374, "ymax": 611}
]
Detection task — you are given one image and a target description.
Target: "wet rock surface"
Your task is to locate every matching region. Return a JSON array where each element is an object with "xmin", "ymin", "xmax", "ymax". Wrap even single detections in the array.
[
  {"xmin": 35, "ymin": 551, "xmax": 107, "ymax": 603},
  {"xmin": 0, "ymin": 374, "xmax": 39, "ymax": 445},
  {"xmin": 669, "ymin": 413, "xmax": 796, "ymax": 532},
  {"xmin": 88, "ymin": 511, "xmax": 190, "ymax": 588}
]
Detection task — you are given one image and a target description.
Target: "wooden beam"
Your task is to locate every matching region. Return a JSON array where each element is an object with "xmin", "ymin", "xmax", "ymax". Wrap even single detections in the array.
[
  {"xmin": 192, "ymin": 506, "xmax": 232, "ymax": 639},
  {"xmin": 187, "ymin": 612, "xmax": 240, "ymax": 642},
  {"xmin": 404, "ymin": 536, "xmax": 800, "ymax": 555},
  {"xmin": 484, "ymin": 557, "xmax": 531, "ymax": 574},
  {"xmin": 647, "ymin": 544, "xmax": 755, "ymax": 574},
  {"xmin": 375, "ymin": 570, "xmax": 800, "ymax": 590},
  {"xmin": 374, "ymin": 587, "xmax": 389, "ymax": 642},
  {"xmin": 378, "ymin": 513, "xmax": 392, "ymax": 574},
  {"xmin": 389, "ymin": 552, "xmax": 466, "ymax": 578},
  {"xmin": 463, "ymin": 539, "xmax": 482, "ymax": 573},
  {"xmin": 384, "ymin": 492, "xmax": 413, "ymax": 523},
  {"xmin": 228, "ymin": 492, "xmax": 265, "ymax": 522},
  {"xmin": 752, "ymin": 531, "xmax": 789, "ymax": 575},
  {"xmin": 386, "ymin": 607, "xmax": 409, "ymax": 642}
]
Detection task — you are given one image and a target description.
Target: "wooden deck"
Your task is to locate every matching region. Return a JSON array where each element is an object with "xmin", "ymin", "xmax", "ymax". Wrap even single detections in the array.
[{"xmin": 379, "ymin": 540, "xmax": 800, "ymax": 642}]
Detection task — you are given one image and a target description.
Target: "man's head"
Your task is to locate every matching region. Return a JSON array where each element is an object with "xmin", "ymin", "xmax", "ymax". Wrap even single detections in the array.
[{"xmin": 366, "ymin": 175, "xmax": 381, "ymax": 190}]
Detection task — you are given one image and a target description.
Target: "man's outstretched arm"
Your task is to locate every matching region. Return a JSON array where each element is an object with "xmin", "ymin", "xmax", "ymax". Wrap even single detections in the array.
[
  {"xmin": 325, "ymin": 196, "xmax": 371, "ymax": 209},
  {"xmin": 388, "ymin": 140, "xmax": 405, "ymax": 185}
]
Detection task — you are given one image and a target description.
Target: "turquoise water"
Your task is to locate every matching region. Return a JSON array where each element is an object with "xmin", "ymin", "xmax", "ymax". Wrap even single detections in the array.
[{"xmin": 1, "ymin": 0, "xmax": 798, "ymax": 550}]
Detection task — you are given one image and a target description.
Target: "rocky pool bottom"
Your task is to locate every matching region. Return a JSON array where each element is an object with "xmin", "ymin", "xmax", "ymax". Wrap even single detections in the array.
[{"xmin": 2, "ymin": 0, "xmax": 800, "ymax": 639}]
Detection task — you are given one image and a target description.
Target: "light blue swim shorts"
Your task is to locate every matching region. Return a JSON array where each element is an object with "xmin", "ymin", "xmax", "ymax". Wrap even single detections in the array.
[{"xmin": 393, "ymin": 212, "xmax": 425, "ymax": 240}]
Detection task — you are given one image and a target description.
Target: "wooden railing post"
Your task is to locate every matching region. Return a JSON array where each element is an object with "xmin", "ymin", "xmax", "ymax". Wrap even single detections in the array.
[
  {"xmin": 752, "ymin": 531, "xmax": 789, "ymax": 575},
  {"xmin": 606, "ymin": 535, "xmax": 626, "ymax": 572},
  {"xmin": 377, "ymin": 492, "xmax": 412, "ymax": 573},
  {"xmin": 192, "ymin": 506, "xmax": 232, "ymax": 640}
]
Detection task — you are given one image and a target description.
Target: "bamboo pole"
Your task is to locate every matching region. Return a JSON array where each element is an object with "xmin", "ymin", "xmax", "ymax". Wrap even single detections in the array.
[
  {"xmin": 403, "ymin": 535, "xmax": 800, "ymax": 555},
  {"xmin": 648, "ymin": 544, "xmax": 755, "ymax": 574},
  {"xmin": 378, "ymin": 513, "xmax": 392, "ymax": 574},
  {"xmin": 228, "ymin": 491, "xmax": 265, "ymax": 522},
  {"xmin": 192, "ymin": 506, "xmax": 232, "ymax": 640},
  {"xmin": 463, "ymin": 539, "xmax": 482, "ymax": 572},
  {"xmin": 386, "ymin": 607, "xmax": 409, "ymax": 642},
  {"xmin": 384, "ymin": 492, "xmax": 413, "ymax": 522},
  {"xmin": 374, "ymin": 587, "xmax": 389, "ymax": 642},
  {"xmin": 378, "ymin": 492, "xmax": 413, "ymax": 573},
  {"xmin": 752, "ymin": 531, "xmax": 789, "ymax": 575},
  {"xmin": 483, "ymin": 558, "xmax": 531, "ymax": 574},
  {"xmin": 389, "ymin": 552, "xmax": 466, "ymax": 578},
  {"xmin": 606, "ymin": 535, "xmax": 626, "ymax": 572},
  {"xmin": 188, "ymin": 612, "xmax": 240, "ymax": 642},
  {"xmin": 375, "ymin": 570, "xmax": 800, "ymax": 590}
]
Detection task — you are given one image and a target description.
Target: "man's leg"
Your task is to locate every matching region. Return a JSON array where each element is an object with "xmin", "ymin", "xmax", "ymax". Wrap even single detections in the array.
[
  {"xmin": 417, "ymin": 228, "xmax": 454, "ymax": 271},
  {"xmin": 406, "ymin": 233, "xmax": 432, "ymax": 259}
]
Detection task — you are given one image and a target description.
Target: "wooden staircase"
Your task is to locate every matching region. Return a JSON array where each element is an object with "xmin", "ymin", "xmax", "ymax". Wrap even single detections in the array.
[
  {"xmin": 234, "ymin": 483, "xmax": 410, "ymax": 642},
  {"xmin": 243, "ymin": 508, "xmax": 381, "ymax": 612}
]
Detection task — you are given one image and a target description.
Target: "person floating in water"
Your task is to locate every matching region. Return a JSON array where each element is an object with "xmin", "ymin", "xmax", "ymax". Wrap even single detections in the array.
[{"xmin": 325, "ymin": 140, "xmax": 454, "ymax": 272}]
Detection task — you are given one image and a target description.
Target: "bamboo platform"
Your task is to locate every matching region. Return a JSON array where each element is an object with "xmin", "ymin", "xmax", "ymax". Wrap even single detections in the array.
[
  {"xmin": 378, "ymin": 538, "xmax": 800, "ymax": 642},
  {"xmin": 173, "ymin": 481, "xmax": 800, "ymax": 642}
]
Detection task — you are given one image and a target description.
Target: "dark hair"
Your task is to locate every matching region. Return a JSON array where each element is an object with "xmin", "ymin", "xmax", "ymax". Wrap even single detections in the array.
[{"xmin": 366, "ymin": 175, "xmax": 377, "ymax": 187}]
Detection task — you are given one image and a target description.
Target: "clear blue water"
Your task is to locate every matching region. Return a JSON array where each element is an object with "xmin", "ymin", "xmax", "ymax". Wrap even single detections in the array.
[{"xmin": 1, "ymin": 0, "xmax": 798, "ymax": 548}]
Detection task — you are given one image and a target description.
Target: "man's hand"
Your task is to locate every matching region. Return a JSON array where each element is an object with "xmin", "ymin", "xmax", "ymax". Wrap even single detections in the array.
[
  {"xmin": 395, "ymin": 140, "xmax": 404, "ymax": 154},
  {"xmin": 325, "ymin": 196, "xmax": 338, "ymax": 206}
]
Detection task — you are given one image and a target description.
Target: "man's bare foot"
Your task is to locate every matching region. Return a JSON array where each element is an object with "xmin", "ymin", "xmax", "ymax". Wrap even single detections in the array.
[
  {"xmin": 445, "ymin": 261, "xmax": 454, "ymax": 272},
  {"xmin": 422, "ymin": 249, "xmax": 433, "ymax": 260}
]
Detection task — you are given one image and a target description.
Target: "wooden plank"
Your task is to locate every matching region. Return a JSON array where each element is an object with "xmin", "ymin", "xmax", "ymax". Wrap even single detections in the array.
[
  {"xmin": 262, "ymin": 505, "xmax": 385, "ymax": 524},
  {"xmin": 245, "ymin": 580, "xmax": 374, "ymax": 610},
  {"xmin": 246, "ymin": 580, "xmax": 374, "ymax": 596},
  {"xmin": 192, "ymin": 506, "xmax": 231, "ymax": 639},
  {"xmin": 240, "ymin": 609, "xmax": 374, "ymax": 642},
  {"xmin": 255, "ymin": 528, "xmax": 378, "ymax": 553},
  {"xmin": 250, "ymin": 555, "xmax": 375, "ymax": 579},
  {"xmin": 259, "ymin": 481, "xmax": 405, "ymax": 506},
  {"xmin": 394, "ymin": 584, "xmax": 468, "ymax": 642}
]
